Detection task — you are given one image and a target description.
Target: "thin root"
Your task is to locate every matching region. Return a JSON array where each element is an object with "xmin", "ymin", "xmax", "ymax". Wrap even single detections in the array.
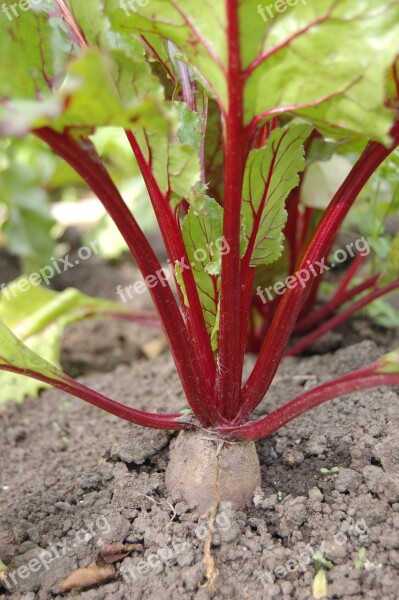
[
  {"xmin": 133, "ymin": 494, "xmax": 177, "ymax": 530},
  {"xmin": 201, "ymin": 442, "xmax": 223, "ymax": 591}
]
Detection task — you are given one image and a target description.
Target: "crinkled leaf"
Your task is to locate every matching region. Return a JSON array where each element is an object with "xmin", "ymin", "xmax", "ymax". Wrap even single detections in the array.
[
  {"xmin": 52, "ymin": 0, "xmax": 109, "ymax": 47},
  {"xmin": 0, "ymin": 5, "xmax": 168, "ymax": 136},
  {"xmin": 175, "ymin": 103, "xmax": 202, "ymax": 150},
  {"xmin": 0, "ymin": 7, "xmax": 59, "ymax": 98},
  {"xmin": 0, "ymin": 281, "xmax": 130, "ymax": 403},
  {"xmin": 0, "ymin": 46, "xmax": 168, "ymax": 136},
  {"xmin": 105, "ymin": 0, "xmax": 228, "ymax": 107},
  {"xmin": 242, "ymin": 123, "xmax": 311, "ymax": 266},
  {"xmin": 179, "ymin": 198, "xmax": 224, "ymax": 344},
  {"xmin": 133, "ymin": 106, "xmax": 204, "ymax": 209}
]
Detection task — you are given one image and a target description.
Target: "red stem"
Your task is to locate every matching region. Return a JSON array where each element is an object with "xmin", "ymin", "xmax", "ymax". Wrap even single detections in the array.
[
  {"xmin": 0, "ymin": 363, "xmax": 192, "ymax": 431},
  {"xmin": 287, "ymin": 278, "xmax": 399, "ymax": 356},
  {"xmin": 298, "ymin": 206, "xmax": 314, "ymax": 253},
  {"xmin": 34, "ymin": 127, "xmax": 216, "ymax": 427},
  {"xmin": 216, "ymin": 368, "xmax": 399, "ymax": 441},
  {"xmin": 217, "ymin": 361, "xmax": 399, "ymax": 441},
  {"xmin": 332, "ymin": 253, "xmax": 367, "ymax": 300},
  {"xmin": 216, "ymin": 0, "xmax": 245, "ymax": 419},
  {"xmin": 103, "ymin": 310, "xmax": 162, "ymax": 329},
  {"xmin": 284, "ymin": 186, "xmax": 301, "ymax": 275},
  {"xmin": 125, "ymin": 130, "xmax": 217, "ymax": 398},
  {"xmin": 238, "ymin": 130, "xmax": 399, "ymax": 424},
  {"xmin": 238, "ymin": 266, "xmax": 255, "ymax": 372},
  {"xmin": 294, "ymin": 274, "xmax": 379, "ymax": 335}
]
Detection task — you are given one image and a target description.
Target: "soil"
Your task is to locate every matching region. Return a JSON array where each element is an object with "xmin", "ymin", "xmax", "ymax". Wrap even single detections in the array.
[{"xmin": 1, "ymin": 248, "xmax": 399, "ymax": 600}]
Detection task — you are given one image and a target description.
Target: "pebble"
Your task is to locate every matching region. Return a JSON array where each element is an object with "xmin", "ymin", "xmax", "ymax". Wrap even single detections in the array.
[{"xmin": 282, "ymin": 449, "xmax": 304, "ymax": 466}]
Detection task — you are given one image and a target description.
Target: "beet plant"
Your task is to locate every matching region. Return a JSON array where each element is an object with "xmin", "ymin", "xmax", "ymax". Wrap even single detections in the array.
[{"xmin": 1, "ymin": 1, "xmax": 399, "ymax": 512}]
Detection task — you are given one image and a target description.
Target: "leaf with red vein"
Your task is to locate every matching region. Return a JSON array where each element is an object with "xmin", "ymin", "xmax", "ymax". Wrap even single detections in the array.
[
  {"xmin": 242, "ymin": 123, "xmax": 311, "ymax": 267},
  {"xmin": 179, "ymin": 198, "xmax": 224, "ymax": 349},
  {"xmin": 0, "ymin": 9, "xmax": 168, "ymax": 137},
  {"xmin": 242, "ymin": 0, "xmax": 399, "ymax": 142},
  {"xmin": 105, "ymin": 0, "xmax": 228, "ymax": 110},
  {"xmin": 0, "ymin": 318, "xmax": 190, "ymax": 430}
]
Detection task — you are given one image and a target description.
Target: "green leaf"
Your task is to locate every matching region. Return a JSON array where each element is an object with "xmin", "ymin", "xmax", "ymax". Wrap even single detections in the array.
[
  {"xmin": 376, "ymin": 348, "xmax": 399, "ymax": 374},
  {"xmin": 362, "ymin": 298, "xmax": 399, "ymax": 329},
  {"xmin": 0, "ymin": 46, "xmax": 168, "ymax": 137},
  {"xmin": 302, "ymin": 155, "xmax": 353, "ymax": 210},
  {"xmin": 175, "ymin": 263, "xmax": 189, "ymax": 308},
  {"xmin": 243, "ymin": 0, "xmax": 399, "ymax": 143},
  {"xmin": 0, "ymin": 3, "xmax": 169, "ymax": 137},
  {"xmin": 133, "ymin": 106, "xmax": 204, "ymax": 209},
  {"xmin": 355, "ymin": 547, "xmax": 367, "ymax": 570},
  {"xmin": 105, "ymin": 0, "xmax": 228, "ymax": 107},
  {"xmin": 0, "ymin": 317, "xmax": 66, "ymax": 404},
  {"xmin": 0, "ymin": 559, "xmax": 8, "ymax": 582},
  {"xmin": 2, "ymin": 1, "xmax": 398, "ymax": 144},
  {"xmin": 0, "ymin": 280, "xmax": 130, "ymax": 403},
  {"xmin": 179, "ymin": 198, "xmax": 224, "ymax": 343},
  {"xmin": 106, "ymin": 0, "xmax": 399, "ymax": 142},
  {"xmin": 0, "ymin": 7, "xmax": 59, "ymax": 99},
  {"xmin": 242, "ymin": 123, "xmax": 311, "ymax": 266},
  {"xmin": 204, "ymin": 100, "xmax": 224, "ymax": 204},
  {"xmin": 53, "ymin": 0, "xmax": 109, "ymax": 47},
  {"xmin": 175, "ymin": 102, "xmax": 203, "ymax": 150},
  {"xmin": 320, "ymin": 466, "xmax": 340, "ymax": 475},
  {"xmin": 313, "ymin": 551, "xmax": 334, "ymax": 570}
]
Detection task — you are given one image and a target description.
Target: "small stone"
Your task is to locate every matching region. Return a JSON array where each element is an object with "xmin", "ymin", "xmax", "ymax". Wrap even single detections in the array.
[
  {"xmin": 308, "ymin": 487, "xmax": 324, "ymax": 502},
  {"xmin": 282, "ymin": 449, "xmax": 304, "ymax": 466}
]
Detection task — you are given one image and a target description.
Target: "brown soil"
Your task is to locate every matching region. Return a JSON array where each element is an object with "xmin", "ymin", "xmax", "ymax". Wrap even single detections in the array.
[{"xmin": 0, "ymin": 250, "xmax": 399, "ymax": 600}]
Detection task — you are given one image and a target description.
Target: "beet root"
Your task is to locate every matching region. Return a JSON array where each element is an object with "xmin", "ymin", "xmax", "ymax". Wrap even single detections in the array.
[{"xmin": 165, "ymin": 430, "xmax": 261, "ymax": 514}]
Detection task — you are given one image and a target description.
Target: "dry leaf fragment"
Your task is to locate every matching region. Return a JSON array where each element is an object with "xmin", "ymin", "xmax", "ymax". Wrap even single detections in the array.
[
  {"xmin": 57, "ymin": 562, "xmax": 117, "ymax": 592},
  {"xmin": 96, "ymin": 543, "xmax": 140, "ymax": 565}
]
